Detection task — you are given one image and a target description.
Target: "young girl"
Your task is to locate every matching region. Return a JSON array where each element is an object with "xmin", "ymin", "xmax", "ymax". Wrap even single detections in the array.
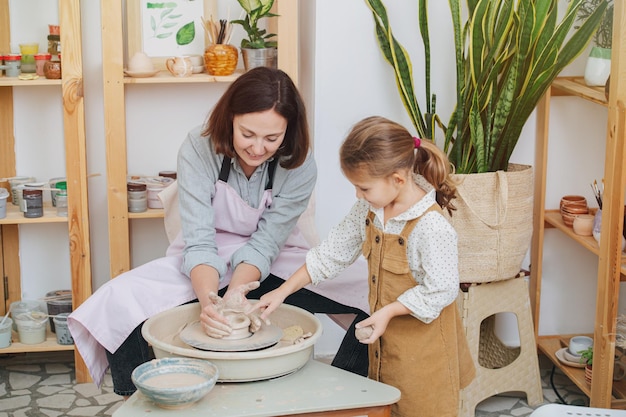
[{"xmin": 253, "ymin": 116, "xmax": 476, "ymax": 417}]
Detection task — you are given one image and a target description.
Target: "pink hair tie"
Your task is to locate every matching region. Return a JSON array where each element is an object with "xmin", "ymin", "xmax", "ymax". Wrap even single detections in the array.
[{"xmin": 413, "ymin": 137, "xmax": 421, "ymax": 149}]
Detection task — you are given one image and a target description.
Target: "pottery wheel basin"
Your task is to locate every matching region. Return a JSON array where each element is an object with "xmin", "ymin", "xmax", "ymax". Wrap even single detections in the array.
[{"xmin": 142, "ymin": 302, "xmax": 322, "ymax": 382}]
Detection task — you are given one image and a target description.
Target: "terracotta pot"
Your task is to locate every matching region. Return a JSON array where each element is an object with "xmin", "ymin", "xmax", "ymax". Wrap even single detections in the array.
[
  {"xmin": 585, "ymin": 364, "xmax": 593, "ymax": 385},
  {"xmin": 43, "ymin": 60, "xmax": 61, "ymax": 79}
]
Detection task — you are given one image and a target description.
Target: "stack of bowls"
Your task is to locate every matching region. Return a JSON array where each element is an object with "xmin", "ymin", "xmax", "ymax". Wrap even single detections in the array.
[{"xmin": 560, "ymin": 195, "xmax": 589, "ymax": 227}]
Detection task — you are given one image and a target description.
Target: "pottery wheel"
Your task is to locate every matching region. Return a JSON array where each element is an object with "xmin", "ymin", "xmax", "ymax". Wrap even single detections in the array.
[{"xmin": 180, "ymin": 321, "xmax": 283, "ymax": 352}]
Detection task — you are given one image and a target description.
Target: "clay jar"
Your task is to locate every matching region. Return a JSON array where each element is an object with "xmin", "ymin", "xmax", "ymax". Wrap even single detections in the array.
[
  {"xmin": 560, "ymin": 195, "xmax": 588, "ymax": 227},
  {"xmin": 204, "ymin": 44, "xmax": 238, "ymax": 76},
  {"xmin": 44, "ymin": 59, "xmax": 62, "ymax": 79},
  {"xmin": 573, "ymin": 214, "xmax": 594, "ymax": 236}
]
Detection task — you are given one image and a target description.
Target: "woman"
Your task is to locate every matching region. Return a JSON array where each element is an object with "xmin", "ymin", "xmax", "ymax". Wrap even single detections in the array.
[{"xmin": 68, "ymin": 67, "xmax": 369, "ymax": 397}]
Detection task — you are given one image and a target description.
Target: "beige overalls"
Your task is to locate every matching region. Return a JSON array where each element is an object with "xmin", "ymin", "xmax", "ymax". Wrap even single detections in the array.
[{"xmin": 362, "ymin": 207, "xmax": 475, "ymax": 417}]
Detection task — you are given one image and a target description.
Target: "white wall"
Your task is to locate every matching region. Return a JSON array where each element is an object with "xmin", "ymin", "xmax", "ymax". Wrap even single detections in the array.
[{"xmin": 8, "ymin": 0, "xmax": 625, "ymax": 352}]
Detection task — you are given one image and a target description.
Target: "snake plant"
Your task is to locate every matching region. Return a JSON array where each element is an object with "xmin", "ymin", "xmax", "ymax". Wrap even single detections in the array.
[{"xmin": 365, "ymin": 0, "xmax": 608, "ymax": 173}]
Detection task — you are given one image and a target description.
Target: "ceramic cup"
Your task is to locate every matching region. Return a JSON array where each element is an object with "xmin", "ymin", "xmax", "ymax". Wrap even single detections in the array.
[
  {"xmin": 573, "ymin": 214, "xmax": 595, "ymax": 236},
  {"xmin": 166, "ymin": 56, "xmax": 193, "ymax": 77},
  {"xmin": 569, "ymin": 335, "xmax": 593, "ymax": 357}
]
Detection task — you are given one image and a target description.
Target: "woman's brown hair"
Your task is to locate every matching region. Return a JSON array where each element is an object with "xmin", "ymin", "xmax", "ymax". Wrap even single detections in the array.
[
  {"xmin": 340, "ymin": 116, "xmax": 457, "ymax": 214},
  {"xmin": 202, "ymin": 67, "xmax": 310, "ymax": 169}
]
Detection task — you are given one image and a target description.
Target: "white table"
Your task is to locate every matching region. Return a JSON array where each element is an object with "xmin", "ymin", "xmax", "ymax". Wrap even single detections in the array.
[{"xmin": 113, "ymin": 360, "xmax": 401, "ymax": 417}]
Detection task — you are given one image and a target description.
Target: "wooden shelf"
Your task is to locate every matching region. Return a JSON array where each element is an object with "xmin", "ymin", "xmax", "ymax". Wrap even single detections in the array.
[
  {"xmin": 0, "ymin": 78, "xmax": 62, "ymax": 87},
  {"xmin": 538, "ymin": 335, "xmax": 626, "ymax": 407},
  {"xmin": 128, "ymin": 208, "xmax": 164, "ymax": 219},
  {"xmin": 550, "ymin": 76, "xmax": 609, "ymax": 106},
  {"xmin": 0, "ymin": 0, "xmax": 92, "ymax": 383},
  {"xmin": 124, "ymin": 70, "xmax": 242, "ymax": 84},
  {"xmin": 0, "ymin": 202, "xmax": 67, "ymax": 225},
  {"xmin": 543, "ymin": 210, "xmax": 626, "ymax": 278},
  {"xmin": 1, "ymin": 328, "xmax": 74, "ymax": 354},
  {"xmin": 530, "ymin": 2, "xmax": 626, "ymax": 407},
  {"xmin": 103, "ymin": 0, "xmax": 300, "ymax": 277}
]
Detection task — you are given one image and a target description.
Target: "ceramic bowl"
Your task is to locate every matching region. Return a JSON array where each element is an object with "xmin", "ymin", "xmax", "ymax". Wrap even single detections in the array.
[
  {"xmin": 573, "ymin": 214, "xmax": 595, "ymax": 236},
  {"xmin": 192, "ymin": 65, "xmax": 205, "ymax": 74},
  {"xmin": 560, "ymin": 195, "xmax": 588, "ymax": 210},
  {"xmin": 131, "ymin": 357, "xmax": 218, "ymax": 409},
  {"xmin": 569, "ymin": 335, "xmax": 593, "ymax": 357}
]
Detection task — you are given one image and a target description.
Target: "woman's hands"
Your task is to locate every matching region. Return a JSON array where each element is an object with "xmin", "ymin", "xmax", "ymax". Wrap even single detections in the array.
[{"xmin": 200, "ymin": 281, "xmax": 268, "ymax": 338}]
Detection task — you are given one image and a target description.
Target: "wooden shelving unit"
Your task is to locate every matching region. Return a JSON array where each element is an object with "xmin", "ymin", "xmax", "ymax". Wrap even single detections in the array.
[
  {"xmin": 101, "ymin": 0, "xmax": 299, "ymax": 279},
  {"xmin": 530, "ymin": 0, "xmax": 626, "ymax": 408},
  {"xmin": 0, "ymin": 0, "xmax": 92, "ymax": 381}
]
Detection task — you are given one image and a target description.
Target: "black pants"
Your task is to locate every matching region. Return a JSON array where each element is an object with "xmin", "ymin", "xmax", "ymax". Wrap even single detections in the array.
[{"xmin": 106, "ymin": 274, "xmax": 369, "ymax": 396}]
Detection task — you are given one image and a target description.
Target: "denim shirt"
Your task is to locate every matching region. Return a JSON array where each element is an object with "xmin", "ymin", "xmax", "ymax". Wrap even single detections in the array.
[{"xmin": 177, "ymin": 125, "xmax": 317, "ymax": 280}]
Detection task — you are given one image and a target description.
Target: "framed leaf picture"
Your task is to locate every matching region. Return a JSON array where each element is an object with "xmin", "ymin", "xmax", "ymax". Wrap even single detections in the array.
[{"xmin": 127, "ymin": 0, "xmax": 216, "ymax": 69}]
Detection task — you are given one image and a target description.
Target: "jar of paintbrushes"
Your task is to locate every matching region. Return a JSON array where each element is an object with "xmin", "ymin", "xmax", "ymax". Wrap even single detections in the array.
[{"xmin": 202, "ymin": 15, "xmax": 238, "ymax": 76}]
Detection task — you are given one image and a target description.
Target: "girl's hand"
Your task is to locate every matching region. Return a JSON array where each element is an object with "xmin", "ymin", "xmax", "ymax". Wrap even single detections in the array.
[
  {"xmin": 354, "ymin": 309, "xmax": 394, "ymax": 344},
  {"xmin": 247, "ymin": 288, "xmax": 288, "ymax": 321}
]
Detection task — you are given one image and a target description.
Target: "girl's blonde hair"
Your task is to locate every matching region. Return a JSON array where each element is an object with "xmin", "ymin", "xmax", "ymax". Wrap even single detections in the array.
[{"xmin": 340, "ymin": 116, "xmax": 457, "ymax": 214}]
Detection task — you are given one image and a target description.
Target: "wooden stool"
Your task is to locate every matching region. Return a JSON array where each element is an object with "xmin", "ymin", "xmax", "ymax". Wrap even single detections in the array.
[{"xmin": 458, "ymin": 276, "xmax": 543, "ymax": 416}]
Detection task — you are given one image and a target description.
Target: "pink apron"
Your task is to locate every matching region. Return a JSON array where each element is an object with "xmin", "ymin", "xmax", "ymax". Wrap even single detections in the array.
[{"xmin": 68, "ymin": 159, "xmax": 368, "ymax": 387}]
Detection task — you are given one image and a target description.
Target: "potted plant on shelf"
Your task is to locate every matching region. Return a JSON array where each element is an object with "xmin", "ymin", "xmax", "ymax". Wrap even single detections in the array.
[
  {"xmin": 231, "ymin": 0, "xmax": 278, "ymax": 71},
  {"xmin": 579, "ymin": 346, "xmax": 594, "ymax": 385},
  {"xmin": 364, "ymin": 0, "xmax": 608, "ymax": 283},
  {"xmin": 575, "ymin": 0, "xmax": 614, "ymax": 86}
]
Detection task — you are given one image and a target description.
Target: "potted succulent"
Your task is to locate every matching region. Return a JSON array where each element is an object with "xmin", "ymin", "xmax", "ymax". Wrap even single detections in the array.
[
  {"xmin": 575, "ymin": 0, "xmax": 614, "ymax": 86},
  {"xmin": 231, "ymin": 0, "xmax": 278, "ymax": 71},
  {"xmin": 364, "ymin": 0, "xmax": 608, "ymax": 283}
]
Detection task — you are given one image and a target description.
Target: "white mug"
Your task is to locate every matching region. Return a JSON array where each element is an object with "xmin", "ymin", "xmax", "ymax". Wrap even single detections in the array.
[{"xmin": 165, "ymin": 56, "xmax": 193, "ymax": 77}]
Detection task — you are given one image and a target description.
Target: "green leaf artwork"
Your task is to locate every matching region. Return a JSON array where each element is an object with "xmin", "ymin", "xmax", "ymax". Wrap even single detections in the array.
[
  {"xmin": 176, "ymin": 22, "xmax": 196, "ymax": 45},
  {"xmin": 146, "ymin": 2, "xmax": 195, "ymax": 46}
]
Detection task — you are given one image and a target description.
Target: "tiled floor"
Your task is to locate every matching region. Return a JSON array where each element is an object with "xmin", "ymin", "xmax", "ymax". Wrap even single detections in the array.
[{"xmin": 0, "ymin": 351, "xmax": 588, "ymax": 416}]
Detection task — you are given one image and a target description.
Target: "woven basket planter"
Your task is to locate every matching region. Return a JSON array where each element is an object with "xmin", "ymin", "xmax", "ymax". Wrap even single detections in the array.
[{"xmin": 446, "ymin": 164, "xmax": 534, "ymax": 283}]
